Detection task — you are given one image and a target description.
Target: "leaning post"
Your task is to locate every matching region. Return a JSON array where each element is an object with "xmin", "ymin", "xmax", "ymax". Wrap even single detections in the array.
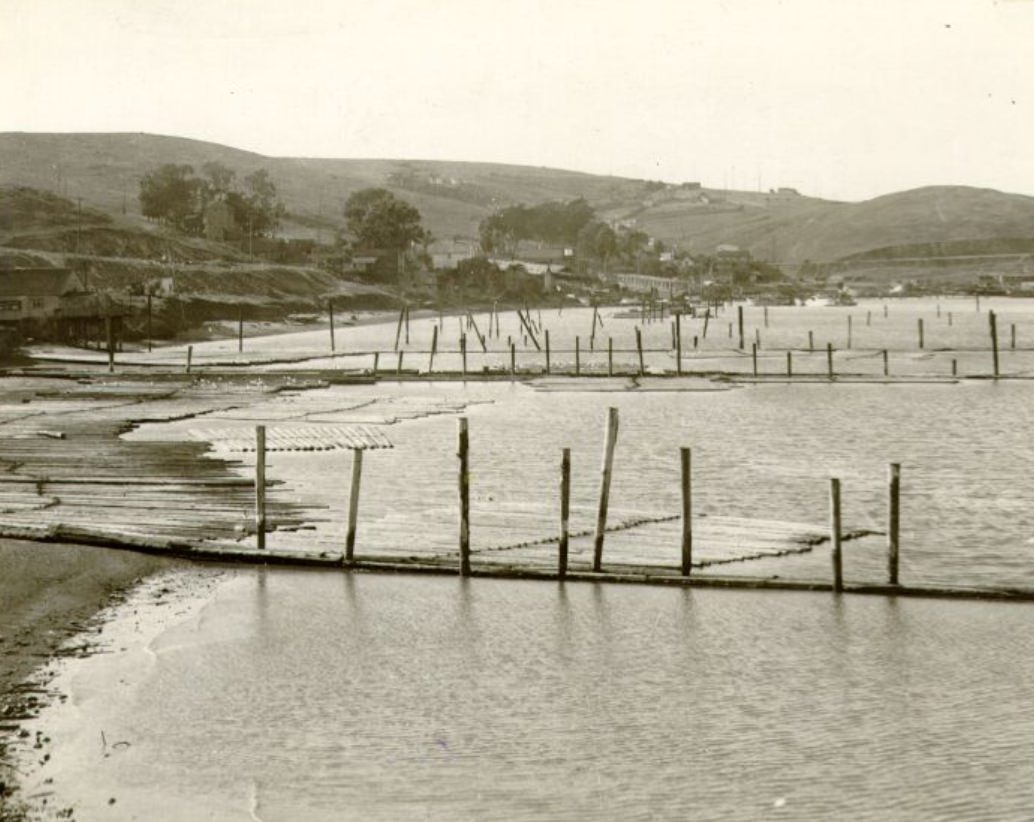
[
  {"xmin": 989, "ymin": 310, "xmax": 1000, "ymax": 378},
  {"xmin": 345, "ymin": 448, "xmax": 363, "ymax": 561},
  {"xmin": 592, "ymin": 407, "xmax": 620, "ymax": 572}
]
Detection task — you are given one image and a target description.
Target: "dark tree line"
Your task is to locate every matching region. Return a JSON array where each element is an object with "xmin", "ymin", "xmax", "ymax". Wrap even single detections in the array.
[
  {"xmin": 138, "ymin": 162, "xmax": 284, "ymax": 237},
  {"xmin": 478, "ymin": 198, "xmax": 595, "ymax": 256}
]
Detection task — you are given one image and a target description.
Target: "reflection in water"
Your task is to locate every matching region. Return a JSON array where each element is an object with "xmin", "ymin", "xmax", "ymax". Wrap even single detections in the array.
[{"xmin": 49, "ymin": 568, "xmax": 1034, "ymax": 821}]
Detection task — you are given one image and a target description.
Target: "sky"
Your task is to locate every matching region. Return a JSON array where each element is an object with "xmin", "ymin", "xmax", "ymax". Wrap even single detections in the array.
[{"xmin": 2, "ymin": 0, "xmax": 1033, "ymax": 201}]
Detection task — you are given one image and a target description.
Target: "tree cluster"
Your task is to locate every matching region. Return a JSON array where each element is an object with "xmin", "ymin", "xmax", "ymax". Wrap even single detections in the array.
[
  {"xmin": 343, "ymin": 188, "xmax": 428, "ymax": 251},
  {"xmin": 138, "ymin": 162, "xmax": 285, "ymax": 237},
  {"xmin": 478, "ymin": 198, "xmax": 595, "ymax": 256}
]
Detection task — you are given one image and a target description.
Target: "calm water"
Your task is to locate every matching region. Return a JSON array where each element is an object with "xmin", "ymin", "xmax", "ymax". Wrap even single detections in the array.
[
  {"xmin": 20, "ymin": 299, "xmax": 1034, "ymax": 818},
  {"xmin": 23, "ymin": 569, "xmax": 1034, "ymax": 820}
]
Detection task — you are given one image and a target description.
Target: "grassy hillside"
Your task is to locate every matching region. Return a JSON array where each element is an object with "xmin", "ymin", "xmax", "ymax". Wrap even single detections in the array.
[{"xmin": 2, "ymin": 133, "xmax": 1034, "ymax": 267}]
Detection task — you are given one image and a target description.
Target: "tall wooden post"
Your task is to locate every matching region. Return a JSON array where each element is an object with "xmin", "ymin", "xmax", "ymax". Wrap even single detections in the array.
[
  {"xmin": 702, "ymin": 312, "xmax": 709, "ymax": 338},
  {"xmin": 847, "ymin": 315, "xmax": 853, "ymax": 348},
  {"xmin": 255, "ymin": 425, "xmax": 266, "ymax": 550},
  {"xmin": 510, "ymin": 342, "xmax": 517, "ymax": 377},
  {"xmin": 429, "ymin": 324, "xmax": 438, "ymax": 373},
  {"xmin": 917, "ymin": 318, "xmax": 924, "ymax": 350},
  {"xmin": 888, "ymin": 463, "xmax": 900, "ymax": 585},
  {"xmin": 373, "ymin": 352, "xmax": 379, "ymax": 376},
  {"xmin": 559, "ymin": 448, "xmax": 570, "ymax": 579},
  {"xmin": 680, "ymin": 447, "xmax": 692, "ymax": 575},
  {"xmin": 106, "ymin": 316, "xmax": 114, "ymax": 373},
  {"xmin": 404, "ymin": 305, "xmax": 410, "ymax": 345},
  {"xmin": 830, "ymin": 477, "xmax": 842, "ymax": 593},
  {"xmin": 394, "ymin": 307, "xmax": 405, "ymax": 351},
  {"xmin": 460, "ymin": 333, "xmax": 467, "ymax": 377},
  {"xmin": 592, "ymin": 407, "xmax": 620, "ymax": 572},
  {"xmin": 675, "ymin": 313, "xmax": 682, "ymax": 376},
  {"xmin": 989, "ymin": 310, "xmax": 999, "ymax": 378},
  {"xmin": 763, "ymin": 306, "xmax": 769, "ymax": 328},
  {"xmin": 396, "ymin": 350, "xmax": 403, "ymax": 376},
  {"xmin": 883, "ymin": 349, "xmax": 889, "ymax": 377},
  {"xmin": 575, "ymin": 336, "xmax": 581, "ymax": 376},
  {"xmin": 1011, "ymin": 323, "xmax": 1016, "ymax": 350},
  {"xmin": 185, "ymin": 345, "xmax": 193, "ymax": 374},
  {"xmin": 457, "ymin": 418, "xmax": 471, "ymax": 576},
  {"xmin": 329, "ymin": 298, "xmax": 336, "ymax": 352},
  {"xmin": 752, "ymin": 343, "xmax": 758, "ymax": 377},
  {"xmin": 826, "ymin": 342, "xmax": 834, "ymax": 379},
  {"xmin": 808, "ymin": 330, "xmax": 814, "ymax": 351},
  {"xmin": 737, "ymin": 305, "xmax": 744, "ymax": 349},
  {"xmin": 786, "ymin": 350, "xmax": 792, "ymax": 377},
  {"xmin": 345, "ymin": 449, "xmax": 363, "ymax": 561},
  {"xmin": 636, "ymin": 327, "xmax": 645, "ymax": 376},
  {"xmin": 545, "ymin": 329, "xmax": 551, "ymax": 374}
]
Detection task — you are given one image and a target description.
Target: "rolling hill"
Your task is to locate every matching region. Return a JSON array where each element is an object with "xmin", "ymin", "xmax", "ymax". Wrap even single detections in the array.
[{"xmin": 2, "ymin": 132, "xmax": 1034, "ymax": 268}]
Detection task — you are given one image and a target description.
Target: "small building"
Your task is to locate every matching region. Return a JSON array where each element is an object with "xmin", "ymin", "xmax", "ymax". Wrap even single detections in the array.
[
  {"xmin": 0, "ymin": 268, "xmax": 87, "ymax": 323},
  {"xmin": 203, "ymin": 197, "xmax": 238, "ymax": 243},
  {"xmin": 428, "ymin": 239, "xmax": 478, "ymax": 270}
]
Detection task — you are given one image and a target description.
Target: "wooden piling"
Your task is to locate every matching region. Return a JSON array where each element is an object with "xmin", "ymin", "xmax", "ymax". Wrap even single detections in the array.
[
  {"xmin": 737, "ymin": 305, "xmax": 744, "ymax": 349},
  {"xmin": 393, "ymin": 308, "xmax": 404, "ymax": 351},
  {"xmin": 989, "ymin": 310, "xmax": 999, "ymax": 378},
  {"xmin": 702, "ymin": 312, "xmax": 709, "ymax": 338},
  {"xmin": 460, "ymin": 333, "xmax": 467, "ymax": 377},
  {"xmin": 592, "ymin": 407, "xmax": 619, "ymax": 572},
  {"xmin": 345, "ymin": 448, "xmax": 363, "ymax": 561},
  {"xmin": 786, "ymin": 350, "xmax": 792, "ymax": 377},
  {"xmin": 373, "ymin": 352, "xmax": 379, "ymax": 376},
  {"xmin": 545, "ymin": 329, "xmax": 551, "ymax": 374},
  {"xmin": 429, "ymin": 325, "xmax": 438, "ymax": 372},
  {"xmin": 105, "ymin": 317, "xmax": 115, "ymax": 373},
  {"xmin": 404, "ymin": 305, "xmax": 410, "ymax": 345},
  {"xmin": 918, "ymin": 318, "xmax": 924, "ymax": 349},
  {"xmin": 185, "ymin": 345, "xmax": 193, "ymax": 374},
  {"xmin": 680, "ymin": 447, "xmax": 692, "ymax": 576},
  {"xmin": 883, "ymin": 349, "xmax": 889, "ymax": 377},
  {"xmin": 396, "ymin": 350, "xmax": 403, "ymax": 376},
  {"xmin": 847, "ymin": 315, "xmax": 853, "ymax": 348},
  {"xmin": 830, "ymin": 477, "xmax": 842, "ymax": 593},
  {"xmin": 951, "ymin": 358, "xmax": 957, "ymax": 377},
  {"xmin": 808, "ymin": 330, "xmax": 814, "ymax": 351},
  {"xmin": 763, "ymin": 305, "xmax": 769, "ymax": 328},
  {"xmin": 752, "ymin": 342, "xmax": 758, "ymax": 376},
  {"xmin": 255, "ymin": 425, "xmax": 266, "ymax": 550},
  {"xmin": 608, "ymin": 337, "xmax": 614, "ymax": 376},
  {"xmin": 1011, "ymin": 323, "xmax": 1016, "ymax": 350},
  {"xmin": 826, "ymin": 342, "xmax": 834, "ymax": 379},
  {"xmin": 329, "ymin": 298, "xmax": 336, "ymax": 352},
  {"xmin": 510, "ymin": 342, "xmax": 517, "ymax": 377},
  {"xmin": 636, "ymin": 327, "xmax": 645, "ymax": 376},
  {"xmin": 675, "ymin": 313, "xmax": 683, "ymax": 375},
  {"xmin": 888, "ymin": 463, "xmax": 900, "ymax": 586},
  {"xmin": 559, "ymin": 448, "xmax": 570, "ymax": 580},
  {"xmin": 457, "ymin": 418, "xmax": 471, "ymax": 576},
  {"xmin": 575, "ymin": 336, "xmax": 581, "ymax": 376}
]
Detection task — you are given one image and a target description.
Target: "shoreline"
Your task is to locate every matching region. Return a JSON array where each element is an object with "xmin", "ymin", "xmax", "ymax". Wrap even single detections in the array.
[{"xmin": 0, "ymin": 541, "xmax": 184, "ymax": 819}]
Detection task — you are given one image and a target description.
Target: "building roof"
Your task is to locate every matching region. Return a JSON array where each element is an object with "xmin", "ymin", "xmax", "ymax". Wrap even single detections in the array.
[{"xmin": 0, "ymin": 268, "xmax": 83, "ymax": 298}]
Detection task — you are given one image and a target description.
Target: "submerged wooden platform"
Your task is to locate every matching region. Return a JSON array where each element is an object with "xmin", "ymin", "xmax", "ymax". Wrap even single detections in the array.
[{"xmin": 3, "ymin": 521, "xmax": 1032, "ymax": 604}]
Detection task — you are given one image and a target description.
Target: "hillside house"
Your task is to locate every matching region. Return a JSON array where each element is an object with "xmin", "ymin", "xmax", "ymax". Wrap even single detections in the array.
[
  {"xmin": 203, "ymin": 197, "xmax": 238, "ymax": 243},
  {"xmin": 428, "ymin": 239, "xmax": 479, "ymax": 270},
  {"xmin": 0, "ymin": 268, "xmax": 88, "ymax": 324}
]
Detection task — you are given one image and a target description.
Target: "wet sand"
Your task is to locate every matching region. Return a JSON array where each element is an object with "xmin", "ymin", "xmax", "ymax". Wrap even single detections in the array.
[{"xmin": 0, "ymin": 539, "xmax": 182, "ymax": 818}]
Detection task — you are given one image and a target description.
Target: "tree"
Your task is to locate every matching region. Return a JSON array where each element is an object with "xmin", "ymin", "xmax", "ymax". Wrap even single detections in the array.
[
  {"xmin": 138, "ymin": 164, "xmax": 200, "ymax": 230},
  {"xmin": 577, "ymin": 220, "xmax": 618, "ymax": 272},
  {"xmin": 344, "ymin": 188, "xmax": 427, "ymax": 251}
]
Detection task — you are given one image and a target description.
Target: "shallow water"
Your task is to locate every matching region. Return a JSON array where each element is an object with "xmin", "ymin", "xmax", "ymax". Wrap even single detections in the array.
[{"xmin": 23, "ymin": 569, "xmax": 1034, "ymax": 821}]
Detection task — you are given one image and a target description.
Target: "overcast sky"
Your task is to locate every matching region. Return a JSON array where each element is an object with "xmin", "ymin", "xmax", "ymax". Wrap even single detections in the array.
[{"xmin": 3, "ymin": 0, "xmax": 1033, "ymax": 201}]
